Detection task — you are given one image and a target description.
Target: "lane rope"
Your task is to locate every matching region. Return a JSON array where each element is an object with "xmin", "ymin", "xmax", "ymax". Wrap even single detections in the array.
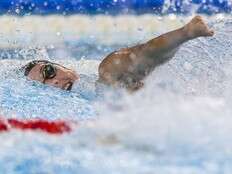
[{"xmin": 0, "ymin": 118, "xmax": 73, "ymax": 134}]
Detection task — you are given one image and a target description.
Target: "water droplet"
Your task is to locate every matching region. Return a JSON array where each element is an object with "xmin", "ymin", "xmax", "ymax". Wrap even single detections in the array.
[
  {"xmin": 15, "ymin": 8, "xmax": 20, "ymax": 14},
  {"xmin": 56, "ymin": 32, "xmax": 61, "ymax": 36},
  {"xmin": 44, "ymin": 1, "xmax": 48, "ymax": 6}
]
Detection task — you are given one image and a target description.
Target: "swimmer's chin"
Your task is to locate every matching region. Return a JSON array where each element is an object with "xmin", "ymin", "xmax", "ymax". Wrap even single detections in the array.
[{"xmin": 70, "ymin": 81, "xmax": 80, "ymax": 92}]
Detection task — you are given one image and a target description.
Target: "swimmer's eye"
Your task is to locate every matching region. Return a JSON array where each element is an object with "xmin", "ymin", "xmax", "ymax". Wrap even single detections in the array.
[{"xmin": 42, "ymin": 64, "xmax": 56, "ymax": 79}]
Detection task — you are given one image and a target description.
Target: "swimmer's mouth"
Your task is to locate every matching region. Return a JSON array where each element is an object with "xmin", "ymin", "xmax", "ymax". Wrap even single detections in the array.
[{"xmin": 63, "ymin": 82, "xmax": 73, "ymax": 91}]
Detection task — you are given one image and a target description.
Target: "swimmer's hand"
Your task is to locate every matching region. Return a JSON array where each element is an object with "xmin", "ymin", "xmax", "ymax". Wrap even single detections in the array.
[{"xmin": 184, "ymin": 16, "xmax": 214, "ymax": 39}]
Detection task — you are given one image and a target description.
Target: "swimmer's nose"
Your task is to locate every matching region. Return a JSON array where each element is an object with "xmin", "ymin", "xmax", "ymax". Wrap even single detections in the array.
[{"xmin": 50, "ymin": 79, "xmax": 60, "ymax": 86}]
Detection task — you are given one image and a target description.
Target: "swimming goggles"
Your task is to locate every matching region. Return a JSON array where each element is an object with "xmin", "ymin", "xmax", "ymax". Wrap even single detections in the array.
[{"xmin": 42, "ymin": 64, "xmax": 57, "ymax": 80}]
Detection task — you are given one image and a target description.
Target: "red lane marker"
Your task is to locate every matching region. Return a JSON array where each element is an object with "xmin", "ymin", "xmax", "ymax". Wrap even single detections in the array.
[
  {"xmin": 0, "ymin": 118, "xmax": 73, "ymax": 134},
  {"xmin": 0, "ymin": 119, "xmax": 8, "ymax": 131}
]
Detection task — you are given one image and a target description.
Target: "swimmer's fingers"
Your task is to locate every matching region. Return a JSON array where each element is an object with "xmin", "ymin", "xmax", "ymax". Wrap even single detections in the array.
[
  {"xmin": 207, "ymin": 30, "xmax": 214, "ymax": 36},
  {"xmin": 204, "ymin": 24, "xmax": 214, "ymax": 37},
  {"xmin": 186, "ymin": 15, "xmax": 215, "ymax": 38}
]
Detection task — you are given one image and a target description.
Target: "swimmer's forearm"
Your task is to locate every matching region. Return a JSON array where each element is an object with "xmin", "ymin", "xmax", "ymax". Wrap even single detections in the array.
[
  {"xmin": 138, "ymin": 16, "xmax": 214, "ymax": 58},
  {"xmin": 141, "ymin": 27, "xmax": 189, "ymax": 55}
]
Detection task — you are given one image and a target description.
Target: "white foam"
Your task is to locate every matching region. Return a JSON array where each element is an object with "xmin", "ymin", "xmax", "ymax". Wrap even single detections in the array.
[{"xmin": 0, "ymin": 15, "xmax": 232, "ymax": 173}]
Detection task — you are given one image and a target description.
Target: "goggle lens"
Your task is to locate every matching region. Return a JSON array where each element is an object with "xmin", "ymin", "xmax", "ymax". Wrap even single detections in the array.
[{"xmin": 42, "ymin": 64, "xmax": 56, "ymax": 79}]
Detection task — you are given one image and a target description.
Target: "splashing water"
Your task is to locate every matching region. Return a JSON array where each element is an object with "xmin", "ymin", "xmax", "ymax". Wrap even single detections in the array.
[{"xmin": 1, "ymin": 15, "xmax": 232, "ymax": 174}]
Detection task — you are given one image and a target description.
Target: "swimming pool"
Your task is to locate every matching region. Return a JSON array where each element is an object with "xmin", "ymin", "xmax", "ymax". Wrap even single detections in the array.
[{"xmin": 1, "ymin": 14, "xmax": 232, "ymax": 174}]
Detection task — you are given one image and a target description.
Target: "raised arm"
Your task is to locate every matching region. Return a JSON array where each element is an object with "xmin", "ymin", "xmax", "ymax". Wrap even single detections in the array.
[
  {"xmin": 139, "ymin": 15, "xmax": 214, "ymax": 62},
  {"xmin": 98, "ymin": 16, "xmax": 214, "ymax": 91}
]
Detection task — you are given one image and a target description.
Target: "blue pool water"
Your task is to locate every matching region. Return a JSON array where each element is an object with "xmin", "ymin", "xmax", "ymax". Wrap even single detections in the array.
[
  {"xmin": 1, "ymin": 14, "xmax": 232, "ymax": 174},
  {"xmin": 0, "ymin": 0, "xmax": 231, "ymax": 15}
]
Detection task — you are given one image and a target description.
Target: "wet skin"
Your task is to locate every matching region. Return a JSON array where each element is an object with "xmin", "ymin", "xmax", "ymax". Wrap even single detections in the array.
[
  {"xmin": 98, "ymin": 16, "xmax": 214, "ymax": 91},
  {"xmin": 27, "ymin": 62, "xmax": 79, "ymax": 90}
]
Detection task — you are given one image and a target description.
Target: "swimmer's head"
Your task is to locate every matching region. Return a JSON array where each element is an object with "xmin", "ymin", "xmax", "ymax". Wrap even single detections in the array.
[{"xmin": 23, "ymin": 60, "xmax": 79, "ymax": 90}]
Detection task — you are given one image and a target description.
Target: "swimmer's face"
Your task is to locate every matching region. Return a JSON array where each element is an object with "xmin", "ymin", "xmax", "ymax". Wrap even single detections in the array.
[{"xmin": 25, "ymin": 61, "xmax": 79, "ymax": 90}]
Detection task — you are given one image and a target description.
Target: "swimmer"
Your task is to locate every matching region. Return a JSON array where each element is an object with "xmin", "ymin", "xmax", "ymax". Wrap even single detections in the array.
[{"xmin": 23, "ymin": 16, "xmax": 214, "ymax": 91}]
